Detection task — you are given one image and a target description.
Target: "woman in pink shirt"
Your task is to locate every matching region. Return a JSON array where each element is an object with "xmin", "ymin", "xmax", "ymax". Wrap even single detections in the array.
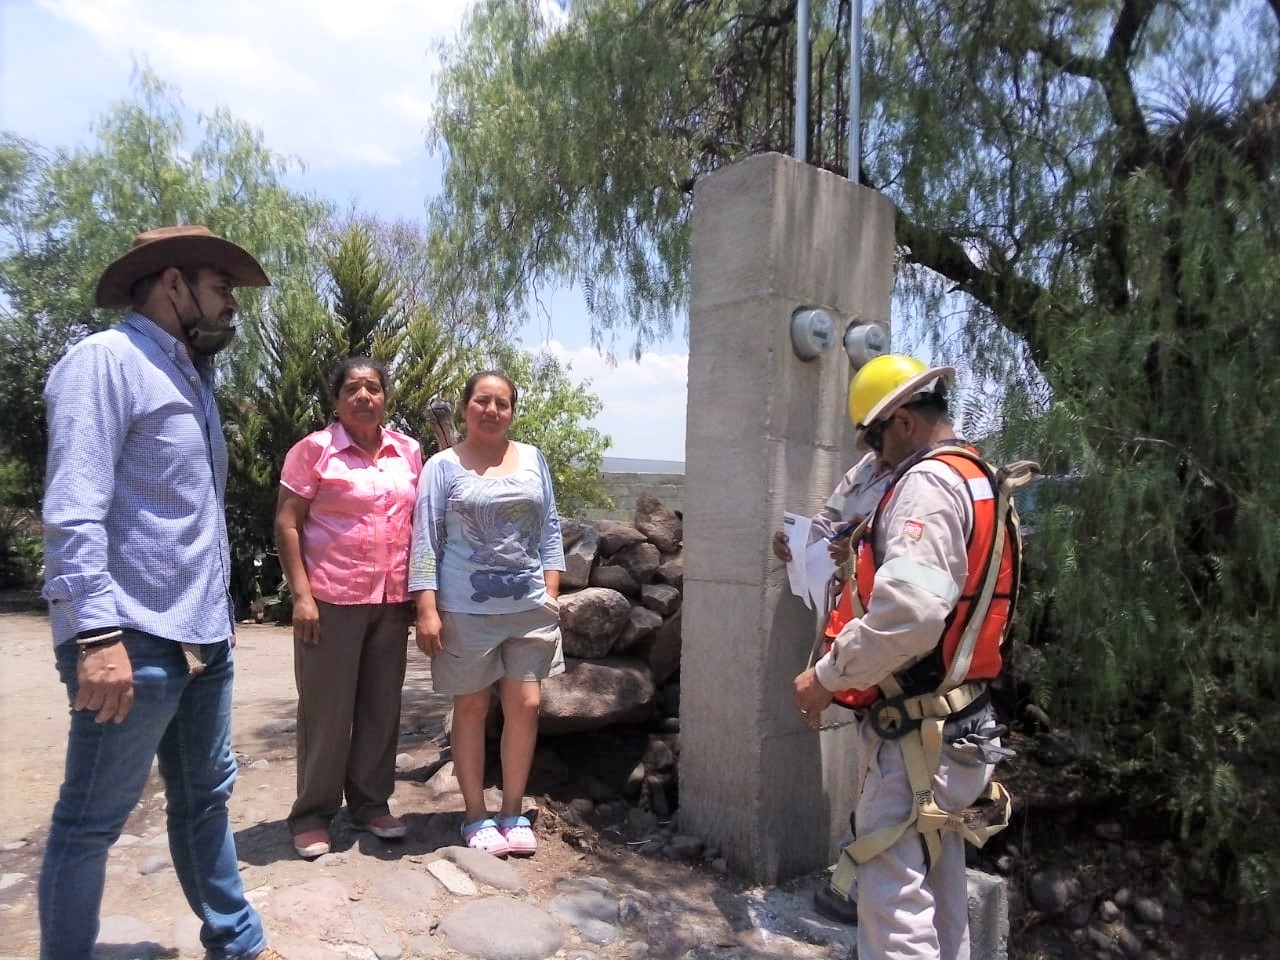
[{"xmin": 275, "ymin": 357, "xmax": 423, "ymax": 859}]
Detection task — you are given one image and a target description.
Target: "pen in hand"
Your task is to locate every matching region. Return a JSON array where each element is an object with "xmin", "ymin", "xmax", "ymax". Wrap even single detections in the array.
[{"xmin": 827, "ymin": 516, "xmax": 868, "ymax": 542}]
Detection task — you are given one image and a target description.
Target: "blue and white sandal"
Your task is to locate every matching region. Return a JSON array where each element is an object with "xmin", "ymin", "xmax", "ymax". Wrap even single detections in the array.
[{"xmin": 461, "ymin": 817, "xmax": 509, "ymax": 856}]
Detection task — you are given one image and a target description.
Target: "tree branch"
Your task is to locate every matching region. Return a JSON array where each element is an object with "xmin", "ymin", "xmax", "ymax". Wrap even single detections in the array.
[
  {"xmin": 1016, "ymin": 0, "xmax": 1156, "ymax": 166},
  {"xmin": 893, "ymin": 208, "xmax": 1053, "ymax": 367}
]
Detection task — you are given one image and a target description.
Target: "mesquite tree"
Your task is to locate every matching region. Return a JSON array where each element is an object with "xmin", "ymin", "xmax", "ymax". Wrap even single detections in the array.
[{"xmin": 431, "ymin": 0, "xmax": 1280, "ymax": 902}]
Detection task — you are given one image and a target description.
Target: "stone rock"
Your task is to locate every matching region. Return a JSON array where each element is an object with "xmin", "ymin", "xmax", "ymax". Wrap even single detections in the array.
[
  {"xmin": 655, "ymin": 553, "xmax": 684, "ymax": 588},
  {"xmin": 426, "ymin": 859, "xmax": 477, "ymax": 896},
  {"xmin": 1028, "ymin": 866, "xmax": 1081, "ymax": 914},
  {"xmin": 664, "ymin": 835, "xmax": 705, "ymax": 861},
  {"xmin": 1085, "ymin": 927, "xmax": 1112, "ymax": 952},
  {"xmin": 640, "ymin": 583, "xmax": 681, "ymax": 617},
  {"xmin": 1115, "ymin": 924, "xmax": 1143, "ymax": 958},
  {"xmin": 94, "ymin": 916, "xmax": 165, "ymax": 958},
  {"xmin": 548, "ymin": 891, "xmax": 619, "ymax": 926},
  {"xmin": 443, "ymin": 845, "xmax": 527, "ymax": 892},
  {"xmin": 394, "ymin": 752, "xmax": 416, "ymax": 772},
  {"xmin": 548, "ymin": 886, "xmax": 621, "ymax": 946},
  {"xmin": 634, "ymin": 494, "xmax": 682, "ymax": 552},
  {"xmin": 266, "ymin": 878, "xmax": 356, "ymax": 940},
  {"xmin": 561, "ymin": 518, "xmax": 588, "ymax": 549},
  {"xmin": 1132, "ymin": 896, "xmax": 1165, "ymax": 924},
  {"xmin": 351, "ymin": 905, "xmax": 403, "ymax": 960},
  {"xmin": 138, "ymin": 856, "xmax": 171, "ymax": 876},
  {"xmin": 617, "ymin": 895, "xmax": 642, "ymax": 926},
  {"xmin": 594, "ymin": 519, "xmax": 647, "ymax": 555},
  {"xmin": 249, "ymin": 759, "xmax": 270, "ymax": 770},
  {"xmin": 638, "ymin": 611, "xmax": 682, "ymax": 686},
  {"xmin": 613, "ymin": 542, "xmax": 661, "ymax": 584},
  {"xmin": 589, "ymin": 563, "xmax": 641, "ymax": 597},
  {"xmin": 437, "ymin": 896, "xmax": 563, "ymax": 960},
  {"xmin": 557, "ymin": 876, "xmax": 613, "ymax": 897},
  {"xmin": 1064, "ymin": 900, "xmax": 1092, "ymax": 929},
  {"xmin": 574, "ymin": 920, "xmax": 621, "ymax": 946},
  {"xmin": 614, "ymin": 606, "xmax": 663, "ymax": 653},
  {"xmin": 559, "ymin": 588, "xmax": 631, "ymax": 658},
  {"xmin": 370, "ymin": 868, "xmax": 442, "ymax": 910},
  {"xmin": 644, "ymin": 738, "xmax": 676, "ymax": 770},
  {"xmin": 562, "ymin": 529, "xmax": 600, "ymax": 590},
  {"xmin": 405, "ymin": 934, "xmax": 447, "ymax": 957},
  {"xmin": 547, "ymin": 890, "xmax": 616, "ymax": 926},
  {"xmin": 645, "ymin": 775, "xmax": 671, "ymax": 818},
  {"xmin": 1099, "ymin": 900, "xmax": 1121, "ymax": 923},
  {"xmin": 0, "ymin": 874, "xmax": 27, "ymax": 892},
  {"xmin": 539, "ymin": 658, "xmax": 656, "ymax": 734},
  {"xmin": 422, "ymin": 761, "xmax": 460, "ymax": 799}
]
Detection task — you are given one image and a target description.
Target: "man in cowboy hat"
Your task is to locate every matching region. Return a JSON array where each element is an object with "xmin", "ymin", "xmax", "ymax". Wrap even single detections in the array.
[
  {"xmin": 794, "ymin": 354, "xmax": 1021, "ymax": 959},
  {"xmin": 39, "ymin": 226, "xmax": 286, "ymax": 960}
]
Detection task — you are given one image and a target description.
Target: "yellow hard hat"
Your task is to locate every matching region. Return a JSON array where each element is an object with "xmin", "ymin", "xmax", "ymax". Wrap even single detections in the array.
[{"xmin": 848, "ymin": 354, "xmax": 956, "ymax": 430}]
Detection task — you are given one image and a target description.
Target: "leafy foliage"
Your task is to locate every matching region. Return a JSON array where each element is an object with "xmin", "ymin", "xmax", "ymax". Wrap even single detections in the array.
[
  {"xmin": 0, "ymin": 71, "xmax": 331, "ymax": 600},
  {"xmin": 0, "ymin": 71, "xmax": 613, "ymax": 605},
  {"xmin": 501, "ymin": 347, "xmax": 613, "ymax": 516},
  {"xmin": 433, "ymin": 0, "xmax": 1280, "ymax": 906}
]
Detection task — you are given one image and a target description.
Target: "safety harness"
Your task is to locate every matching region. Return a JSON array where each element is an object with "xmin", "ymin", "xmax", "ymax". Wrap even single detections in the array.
[{"xmin": 807, "ymin": 444, "xmax": 1039, "ymax": 896}]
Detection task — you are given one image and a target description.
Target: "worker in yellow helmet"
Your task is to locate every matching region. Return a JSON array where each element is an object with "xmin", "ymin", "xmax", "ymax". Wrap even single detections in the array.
[{"xmin": 795, "ymin": 354, "xmax": 1024, "ymax": 959}]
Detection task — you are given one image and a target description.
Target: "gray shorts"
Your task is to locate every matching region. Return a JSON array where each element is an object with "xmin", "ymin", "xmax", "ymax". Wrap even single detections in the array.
[{"xmin": 431, "ymin": 607, "xmax": 565, "ymax": 695}]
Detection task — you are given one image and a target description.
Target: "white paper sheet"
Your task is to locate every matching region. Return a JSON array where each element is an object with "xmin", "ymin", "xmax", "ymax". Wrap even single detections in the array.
[{"xmin": 781, "ymin": 512, "xmax": 813, "ymax": 609}]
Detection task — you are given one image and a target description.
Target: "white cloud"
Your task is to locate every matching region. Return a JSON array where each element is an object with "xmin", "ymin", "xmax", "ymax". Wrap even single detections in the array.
[
  {"xmin": 532, "ymin": 340, "xmax": 688, "ymax": 462},
  {"xmin": 33, "ymin": 0, "xmax": 475, "ymax": 168}
]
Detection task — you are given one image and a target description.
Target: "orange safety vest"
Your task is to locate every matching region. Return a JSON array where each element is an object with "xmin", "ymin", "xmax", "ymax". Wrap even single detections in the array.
[{"xmin": 821, "ymin": 445, "xmax": 1020, "ymax": 710}]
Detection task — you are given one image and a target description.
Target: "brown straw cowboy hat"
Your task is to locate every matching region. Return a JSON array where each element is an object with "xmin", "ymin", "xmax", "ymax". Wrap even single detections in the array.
[{"xmin": 94, "ymin": 225, "xmax": 270, "ymax": 309}]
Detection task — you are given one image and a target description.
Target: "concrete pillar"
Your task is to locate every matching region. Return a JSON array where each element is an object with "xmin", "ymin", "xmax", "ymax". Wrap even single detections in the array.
[{"xmin": 679, "ymin": 152, "xmax": 895, "ymax": 882}]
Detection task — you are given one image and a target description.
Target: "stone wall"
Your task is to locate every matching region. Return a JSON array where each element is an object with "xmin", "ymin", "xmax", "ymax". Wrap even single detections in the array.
[
  {"xmin": 582, "ymin": 472, "xmax": 685, "ymax": 523},
  {"xmin": 539, "ymin": 493, "xmax": 684, "ymax": 739}
]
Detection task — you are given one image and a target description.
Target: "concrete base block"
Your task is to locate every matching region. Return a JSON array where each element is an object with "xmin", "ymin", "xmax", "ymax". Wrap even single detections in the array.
[{"xmin": 967, "ymin": 868, "xmax": 1010, "ymax": 960}]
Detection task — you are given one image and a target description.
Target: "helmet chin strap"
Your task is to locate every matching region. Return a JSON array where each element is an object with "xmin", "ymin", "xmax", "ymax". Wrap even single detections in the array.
[{"xmin": 180, "ymin": 276, "xmax": 237, "ymax": 356}]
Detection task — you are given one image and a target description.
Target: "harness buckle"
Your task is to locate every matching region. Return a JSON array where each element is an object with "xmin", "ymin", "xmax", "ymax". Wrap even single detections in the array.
[{"xmin": 867, "ymin": 696, "xmax": 920, "ymax": 740}]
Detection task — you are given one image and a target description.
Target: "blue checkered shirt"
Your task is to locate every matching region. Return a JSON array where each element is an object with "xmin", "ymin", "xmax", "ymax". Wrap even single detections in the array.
[{"xmin": 42, "ymin": 312, "xmax": 234, "ymax": 646}]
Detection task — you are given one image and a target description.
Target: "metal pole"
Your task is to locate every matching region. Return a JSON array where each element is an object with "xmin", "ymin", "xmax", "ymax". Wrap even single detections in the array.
[
  {"xmin": 795, "ymin": 0, "xmax": 810, "ymax": 162},
  {"xmin": 849, "ymin": 0, "xmax": 862, "ymax": 180}
]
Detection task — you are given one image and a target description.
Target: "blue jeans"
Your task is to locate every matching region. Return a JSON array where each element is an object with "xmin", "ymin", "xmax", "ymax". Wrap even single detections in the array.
[{"xmin": 39, "ymin": 631, "xmax": 265, "ymax": 960}]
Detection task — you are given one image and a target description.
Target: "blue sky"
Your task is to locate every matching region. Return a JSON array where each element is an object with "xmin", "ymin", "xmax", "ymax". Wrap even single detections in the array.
[{"xmin": 0, "ymin": 0, "xmax": 689, "ymax": 461}]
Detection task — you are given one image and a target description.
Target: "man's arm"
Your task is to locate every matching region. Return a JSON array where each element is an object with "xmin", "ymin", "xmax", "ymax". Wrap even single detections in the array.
[{"xmin": 43, "ymin": 341, "xmax": 136, "ymax": 723}]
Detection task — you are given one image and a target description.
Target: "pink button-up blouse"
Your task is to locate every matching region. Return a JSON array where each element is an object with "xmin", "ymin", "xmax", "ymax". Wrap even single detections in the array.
[{"xmin": 280, "ymin": 423, "xmax": 422, "ymax": 605}]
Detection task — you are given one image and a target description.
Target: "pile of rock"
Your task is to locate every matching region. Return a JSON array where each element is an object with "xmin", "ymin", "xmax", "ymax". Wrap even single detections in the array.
[{"xmin": 540, "ymin": 493, "xmax": 683, "ymax": 735}]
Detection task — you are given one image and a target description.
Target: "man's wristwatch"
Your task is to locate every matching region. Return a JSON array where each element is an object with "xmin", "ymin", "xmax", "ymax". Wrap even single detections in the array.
[{"xmin": 75, "ymin": 628, "xmax": 125, "ymax": 654}]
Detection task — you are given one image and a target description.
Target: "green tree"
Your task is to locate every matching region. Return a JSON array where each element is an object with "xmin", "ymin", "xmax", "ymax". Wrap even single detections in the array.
[
  {"xmin": 317, "ymin": 218, "xmax": 613, "ymax": 518},
  {"xmin": 0, "ymin": 71, "xmax": 331, "ymax": 596},
  {"xmin": 433, "ymin": 0, "xmax": 1280, "ymax": 904},
  {"xmin": 502, "ymin": 347, "xmax": 612, "ymax": 517}
]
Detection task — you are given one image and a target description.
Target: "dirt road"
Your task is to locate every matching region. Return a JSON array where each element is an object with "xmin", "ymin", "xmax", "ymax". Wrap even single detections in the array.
[{"xmin": 0, "ymin": 612, "xmax": 851, "ymax": 960}]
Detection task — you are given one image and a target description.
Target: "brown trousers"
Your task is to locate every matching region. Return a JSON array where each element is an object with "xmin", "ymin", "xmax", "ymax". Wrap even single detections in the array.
[{"xmin": 288, "ymin": 600, "xmax": 411, "ymax": 833}]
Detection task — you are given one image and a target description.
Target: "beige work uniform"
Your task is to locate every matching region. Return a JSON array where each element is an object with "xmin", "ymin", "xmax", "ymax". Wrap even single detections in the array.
[{"xmin": 815, "ymin": 459, "xmax": 1001, "ymax": 960}]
